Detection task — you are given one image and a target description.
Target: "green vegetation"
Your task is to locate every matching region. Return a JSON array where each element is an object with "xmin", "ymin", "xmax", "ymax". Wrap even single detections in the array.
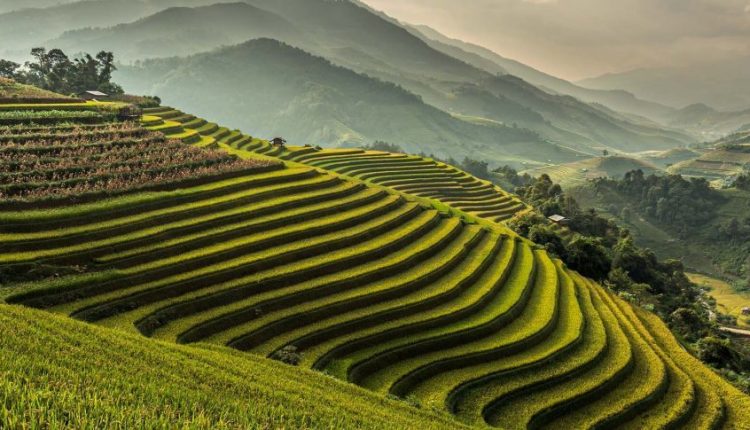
[
  {"xmin": 511, "ymin": 171, "xmax": 750, "ymax": 393},
  {"xmin": 1, "ymin": 48, "xmax": 124, "ymax": 96},
  {"xmin": 0, "ymin": 118, "xmax": 273, "ymax": 207},
  {"xmin": 0, "ymin": 304, "xmax": 461, "ymax": 430},
  {"xmin": 594, "ymin": 170, "xmax": 723, "ymax": 234},
  {"xmin": 520, "ymin": 156, "xmax": 662, "ymax": 189},
  {"xmin": 2, "ymin": 101, "xmax": 749, "ymax": 428},
  {"xmin": 689, "ymin": 273, "xmax": 750, "ymax": 329},
  {"xmin": 0, "ymin": 77, "xmax": 78, "ymax": 103}
]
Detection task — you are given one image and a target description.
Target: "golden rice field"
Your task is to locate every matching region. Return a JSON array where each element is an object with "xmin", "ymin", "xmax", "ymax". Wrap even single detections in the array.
[{"xmin": 1, "ymin": 103, "xmax": 749, "ymax": 429}]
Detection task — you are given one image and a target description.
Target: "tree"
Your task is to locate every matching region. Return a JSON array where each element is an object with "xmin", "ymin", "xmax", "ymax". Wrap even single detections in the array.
[
  {"xmin": 565, "ymin": 237, "xmax": 612, "ymax": 281},
  {"xmin": 96, "ymin": 51, "xmax": 116, "ymax": 84},
  {"xmin": 7, "ymin": 47, "xmax": 124, "ymax": 95},
  {"xmin": 0, "ymin": 59, "xmax": 20, "ymax": 79},
  {"xmin": 528, "ymin": 225, "xmax": 567, "ymax": 259},
  {"xmin": 271, "ymin": 345, "xmax": 302, "ymax": 366},
  {"xmin": 364, "ymin": 141, "xmax": 403, "ymax": 153},
  {"xmin": 669, "ymin": 308, "xmax": 706, "ymax": 342},
  {"xmin": 697, "ymin": 337, "xmax": 742, "ymax": 371},
  {"xmin": 603, "ymin": 149, "xmax": 609, "ymax": 157},
  {"xmin": 461, "ymin": 157, "xmax": 490, "ymax": 180}
]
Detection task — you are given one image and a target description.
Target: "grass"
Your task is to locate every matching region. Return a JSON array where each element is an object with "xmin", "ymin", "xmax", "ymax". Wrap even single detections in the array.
[
  {"xmin": 278, "ymin": 144, "xmax": 528, "ymax": 224},
  {"xmin": 0, "ymin": 304, "xmax": 463, "ymax": 430},
  {"xmin": 373, "ymin": 249, "xmax": 560, "ymax": 398},
  {"xmin": 302, "ymin": 235, "xmax": 515, "ymax": 371},
  {"xmin": 410, "ymin": 260, "xmax": 584, "ymax": 410},
  {"xmin": 533, "ymin": 284, "xmax": 670, "ymax": 430},
  {"xmin": 154, "ymin": 224, "xmax": 487, "ymax": 347},
  {"xmin": 350, "ymin": 247, "xmax": 557, "ymax": 392},
  {"xmin": 216, "ymin": 221, "xmax": 473, "ymax": 352},
  {"xmin": 486, "ymin": 281, "xmax": 634, "ymax": 430},
  {"xmin": 451, "ymin": 270, "xmax": 605, "ymax": 426},
  {"xmin": 4, "ymin": 102, "xmax": 750, "ymax": 429},
  {"xmin": 689, "ymin": 272, "xmax": 750, "ymax": 328},
  {"xmin": 45, "ymin": 203, "xmax": 428, "ymax": 318}
]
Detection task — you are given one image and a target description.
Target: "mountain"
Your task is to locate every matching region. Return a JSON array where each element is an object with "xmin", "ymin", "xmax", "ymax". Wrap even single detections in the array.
[
  {"xmin": 0, "ymin": 0, "xmax": 218, "ymax": 60},
  {"xmin": 408, "ymin": 24, "xmax": 677, "ymax": 122},
  {"xmin": 0, "ymin": 0, "xmax": 78, "ymax": 14},
  {"xmin": 661, "ymin": 103, "xmax": 750, "ymax": 141},
  {"xmin": 240, "ymin": 0, "xmax": 694, "ymax": 153},
  {"xmin": 57, "ymin": 0, "xmax": 695, "ymax": 155},
  {"xmin": 578, "ymin": 57, "xmax": 750, "ymax": 112},
  {"xmin": 52, "ymin": 2, "xmax": 300, "ymax": 60},
  {"xmin": 5, "ymin": 0, "xmax": 696, "ymax": 156},
  {"xmin": 117, "ymin": 39, "xmax": 580, "ymax": 166}
]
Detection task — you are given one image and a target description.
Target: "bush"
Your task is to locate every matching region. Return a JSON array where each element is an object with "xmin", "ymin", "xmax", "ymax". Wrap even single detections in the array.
[
  {"xmin": 271, "ymin": 345, "xmax": 302, "ymax": 366},
  {"xmin": 565, "ymin": 237, "xmax": 611, "ymax": 281}
]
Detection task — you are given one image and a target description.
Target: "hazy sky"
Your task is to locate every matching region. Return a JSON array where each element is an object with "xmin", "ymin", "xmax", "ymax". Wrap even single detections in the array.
[{"xmin": 361, "ymin": 0, "xmax": 750, "ymax": 81}]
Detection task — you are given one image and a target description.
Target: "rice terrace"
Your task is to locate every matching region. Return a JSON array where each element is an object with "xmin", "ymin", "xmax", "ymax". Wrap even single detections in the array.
[{"xmin": 1, "ymin": 1, "xmax": 750, "ymax": 429}]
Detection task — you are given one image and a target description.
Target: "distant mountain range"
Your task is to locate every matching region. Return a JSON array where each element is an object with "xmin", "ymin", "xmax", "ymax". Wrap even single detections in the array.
[
  {"xmin": 662, "ymin": 104, "xmax": 750, "ymax": 142},
  {"xmin": 118, "ymin": 39, "xmax": 580, "ymax": 167},
  {"xmin": 0, "ymin": 0, "xmax": 78, "ymax": 14},
  {"xmin": 408, "ymin": 24, "xmax": 677, "ymax": 122},
  {"xmin": 0, "ymin": 0, "xmax": 715, "ymax": 165},
  {"xmin": 0, "ymin": 0, "xmax": 220, "ymax": 60},
  {"xmin": 578, "ymin": 57, "xmax": 750, "ymax": 112}
]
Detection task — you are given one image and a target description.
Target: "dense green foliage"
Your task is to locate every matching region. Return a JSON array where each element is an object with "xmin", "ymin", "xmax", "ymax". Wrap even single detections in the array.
[
  {"xmin": 362, "ymin": 141, "xmax": 404, "ymax": 154},
  {"xmin": 734, "ymin": 174, "xmax": 750, "ymax": 191},
  {"xmin": 594, "ymin": 169, "xmax": 724, "ymax": 235},
  {"xmin": 509, "ymin": 172, "xmax": 750, "ymax": 392},
  {"xmin": 1, "ymin": 48, "xmax": 123, "ymax": 96},
  {"xmin": 492, "ymin": 164, "xmax": 535, "ymax": 189},
  {"xmin": 583, "ymin": 169, "xmax": 750, "ymax": 289}
]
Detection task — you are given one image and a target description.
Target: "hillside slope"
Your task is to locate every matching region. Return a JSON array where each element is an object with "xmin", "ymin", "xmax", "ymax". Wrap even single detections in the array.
[
  {"xmin": 0, "ymin": 303, "xmax": 461, "ymax": 429},
  {"xmin": 663, "ymin": 104, "xmax": 750, "ymax": 141},
  {"xmin": 47, "ymin": 0, "xmax": 696, "ymax": 155},
  {"xmin": 2, "ymin": 101, "xmax": 749, "ymax": 428},
  {"xmin": 522, "ymin": 156, "xmax": 661, "ymax": 189},
  {"xmin": 243, "ymin": 0, "xmax": 693, "ymax": 152},
  {"xmin": 52, "ymin": 2, "xmax": 301, "ymax": 60},
  {"xmin": 0, "ymin": 0, "xmax": 78, "ymax": 14},
  {"xmin": 0, "ymin": 0, "xmax": 223, "ymax": 60},
  {"xmin": 117, "ymin": 39, "xmax": 578, "ymax": 166},
  {"xmin": 409, "ymin": 24, "xmax": 677, "ymax": 122}
]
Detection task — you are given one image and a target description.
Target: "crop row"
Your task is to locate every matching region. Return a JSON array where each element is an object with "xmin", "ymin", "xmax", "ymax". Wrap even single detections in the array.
[
  {"xmin": 281, "ymin": 150, "xmax": 528, "ymax": 223},
  {"xmin": 0, "ymin": 116, "xmax": 274, "ymax": 206},
  {"xmin": 5, "ymin": 104, "xmax": 749, "ymax": 429}
]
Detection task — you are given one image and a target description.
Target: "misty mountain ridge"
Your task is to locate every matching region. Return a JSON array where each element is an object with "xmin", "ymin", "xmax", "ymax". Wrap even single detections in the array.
[
  {"xmin": 52, "ymin": 2, "xmax": 300, "ymax": 60},
  {"xmin": 0, "ymin": 0, "xmax": 223, "ymax": 60},
  {"xmin": 117, "ymin": 38, "xmax": 583, "ymax": 167},
  {"xmin": 578, "ymin": 57, "xmax": 750, "ymax": 112},
  {"xmin": 408, "ymin": 24, "xmax": 678, "ymax": 122},
  {"xmin": 48, "ymin": 0, "xmax": 697, "ymax": 156}
]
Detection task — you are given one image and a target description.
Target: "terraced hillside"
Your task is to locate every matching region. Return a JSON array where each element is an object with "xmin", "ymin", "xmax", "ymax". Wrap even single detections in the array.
[
  {"xmin": 0, "ymin": 303, "xmax": 462, "ymax": 430},
  {"xmin": 142, "ymin": 106, "xmax": 529, "ymax": 224},
  {"xmin": 3, "ymin": 103, "xmax": 750, "ymax": 429},
  {"xmin": 671, "ymin": 133, "xmax": 750, "ymax": 182}
]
